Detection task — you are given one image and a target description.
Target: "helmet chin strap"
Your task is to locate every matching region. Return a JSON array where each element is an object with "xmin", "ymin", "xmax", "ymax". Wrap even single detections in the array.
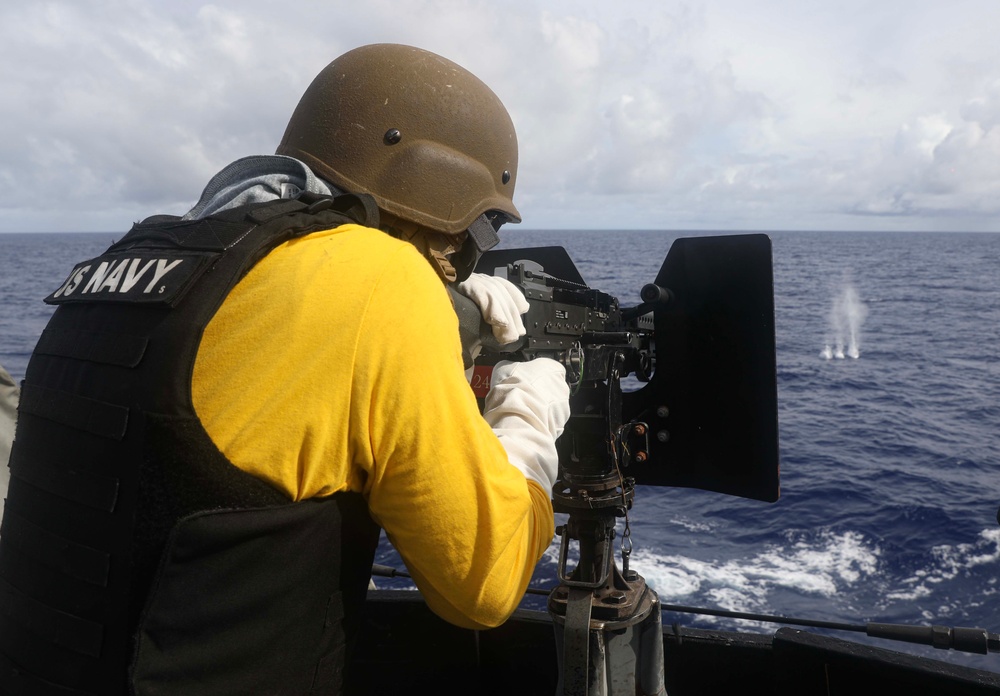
[{"xmin": 380, "ymin": 211, "xmax": 504, "ymax": 284}]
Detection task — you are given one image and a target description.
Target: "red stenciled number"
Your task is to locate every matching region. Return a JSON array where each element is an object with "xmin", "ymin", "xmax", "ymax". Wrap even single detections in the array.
[{"xmin": 471, "ymin": 365, "xmax": 493, "ymax": 399}]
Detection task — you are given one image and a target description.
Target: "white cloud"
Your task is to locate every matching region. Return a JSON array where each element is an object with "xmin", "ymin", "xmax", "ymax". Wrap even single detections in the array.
[{"xmin": 3, "ymin": 0, "xmax": 1000, "ymax": 232}]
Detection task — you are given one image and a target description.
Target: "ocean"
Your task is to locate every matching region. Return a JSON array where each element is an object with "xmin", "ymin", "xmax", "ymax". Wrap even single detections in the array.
[{"xmin": 2, "ymin": 229, "xmax": 999, "ymax": 672}]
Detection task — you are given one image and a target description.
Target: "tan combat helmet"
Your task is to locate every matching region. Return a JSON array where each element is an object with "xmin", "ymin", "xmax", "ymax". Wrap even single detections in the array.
[{"xmin": 276, "ymin": 43, "xmax": 519, "ymax": 281}]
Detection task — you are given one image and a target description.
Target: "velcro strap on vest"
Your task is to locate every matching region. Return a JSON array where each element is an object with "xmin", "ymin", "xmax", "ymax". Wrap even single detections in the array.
[
  {"xmin": 0, "ymin": 576, "xmax": 104, "ymax": 659},
  {"xmin": 244, "ymin": 199, "xmax": 310, "ymax": 224},
  {"xmin": 35, "ymin": 328, "xmax": 148, "ymax": 368},
  {"xmin": 0, "ymin": 650, "xmax": 98, "ymax": 696},
  {"xmin": 18, "ymin": 384, "xmax": 129, "ymax": 441},
  {"xmin": 1, "ymin": 509, "xmax": 111, "ymax": 588},
  {"xmin": 8, "ymin": 451, "xmax": 119, "ymax": 513},
  {"xmin": 119, "ymin": 217, "xmax": 256, "ymax": 252}
]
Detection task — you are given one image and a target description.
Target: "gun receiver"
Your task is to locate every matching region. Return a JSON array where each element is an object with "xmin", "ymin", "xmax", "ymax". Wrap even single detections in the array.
[{"xmin": 451, "ymin": 234, "xmax": 780, "ymax": 503}]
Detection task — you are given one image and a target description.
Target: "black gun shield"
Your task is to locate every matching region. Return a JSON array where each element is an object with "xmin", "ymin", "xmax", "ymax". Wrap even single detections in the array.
[{"xmin": 624, "ymin": 233, "xmax": 780, "ymax": 502}]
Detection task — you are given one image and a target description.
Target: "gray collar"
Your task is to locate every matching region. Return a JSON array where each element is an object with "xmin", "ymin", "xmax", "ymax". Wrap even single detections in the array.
[{"xmin": 182, "ymin": 155, "xmax": 339, "ymax": 220}]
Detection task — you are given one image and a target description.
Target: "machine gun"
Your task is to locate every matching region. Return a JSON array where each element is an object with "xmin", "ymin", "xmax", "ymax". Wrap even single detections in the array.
[{"xmin": 450, "ymin": 233, "xmax": 780, "ymax": 696}]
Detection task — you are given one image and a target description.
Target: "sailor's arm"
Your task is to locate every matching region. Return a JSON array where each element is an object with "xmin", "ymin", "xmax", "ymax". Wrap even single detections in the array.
[{"xmin": 357, "ymin": 255, "xmax": 567, "ymax": 630}]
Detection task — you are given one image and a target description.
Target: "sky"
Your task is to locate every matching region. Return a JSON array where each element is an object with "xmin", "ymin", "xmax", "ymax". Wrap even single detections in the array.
[{"xmin": 3, "ymin": 0, "xmax": 1000, "ymax": 233}]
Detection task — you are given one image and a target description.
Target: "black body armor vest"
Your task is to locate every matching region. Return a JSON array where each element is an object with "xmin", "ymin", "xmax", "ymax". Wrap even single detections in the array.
[{"xmin": 0, "ymin": 195, "xmax": 383, "ymax": 695}]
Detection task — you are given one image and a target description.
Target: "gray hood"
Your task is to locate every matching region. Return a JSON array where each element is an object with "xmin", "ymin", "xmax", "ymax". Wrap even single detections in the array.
[{"xmin": 183, "ymin": 155, "xmax": 339, "ymax": 220}]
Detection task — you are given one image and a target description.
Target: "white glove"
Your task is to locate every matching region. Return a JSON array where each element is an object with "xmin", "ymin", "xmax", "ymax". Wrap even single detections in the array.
[
  {"xmin": 482, "ymin": 358, "xmax": 571, "ymax": 493},
  {"xmin": 455, "ymin": 273, "xmax": 530, "ymax": 345}
]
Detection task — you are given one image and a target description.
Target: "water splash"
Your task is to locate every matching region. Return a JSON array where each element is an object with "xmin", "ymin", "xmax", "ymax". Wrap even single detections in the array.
[{"xmin": 821, "ymin": 281, "xmax": 868, "ymax": 360}]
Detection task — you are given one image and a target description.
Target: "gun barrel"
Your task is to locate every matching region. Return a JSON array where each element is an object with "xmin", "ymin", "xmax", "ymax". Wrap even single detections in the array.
[
  {"xmin": 579, "ymin": 332, "xmax": 636, "ymax": 345},
  {"xmin": 640, "ymin": 283, "xmax": 672, "ymax": 305}
]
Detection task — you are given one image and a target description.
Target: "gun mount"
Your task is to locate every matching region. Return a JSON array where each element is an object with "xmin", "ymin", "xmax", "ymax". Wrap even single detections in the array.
[{"xmin": 451, "ymin": 233, "xmax": 780, "ymax": 695}]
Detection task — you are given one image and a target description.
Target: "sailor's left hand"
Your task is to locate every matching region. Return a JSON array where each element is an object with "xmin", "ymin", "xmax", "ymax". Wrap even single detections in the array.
[{"xmin": 455, "ymin": 273, "xmax": 529, "ymax": 345}]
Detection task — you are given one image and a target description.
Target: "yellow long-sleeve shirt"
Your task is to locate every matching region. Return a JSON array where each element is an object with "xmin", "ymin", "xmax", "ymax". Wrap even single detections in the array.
[{"xmin": 191, "ymin": 224, "xmax": 554, "ymax": 629}]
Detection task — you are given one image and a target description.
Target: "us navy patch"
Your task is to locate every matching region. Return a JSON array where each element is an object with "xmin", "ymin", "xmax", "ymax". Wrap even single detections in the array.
[{"xmin": 45, "ymin": 250, "xmax": 218, "ymax": 306}]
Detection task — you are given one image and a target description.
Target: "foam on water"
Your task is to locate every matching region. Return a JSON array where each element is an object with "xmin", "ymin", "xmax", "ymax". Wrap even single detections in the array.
[
  {"xmin": 631, "ymin": 530, "xmax": 881, "ymax": 613},
  {"xmin": 537, "ymin": 527, "xmax": 883, "ymax": 620},
  {"xmin": 538, "ymin": 524, "xmax": 1000, "ymax": 637},
  {"xmin": 885, "ymin": 527, "xmax": 1000, "ymax": 605}
]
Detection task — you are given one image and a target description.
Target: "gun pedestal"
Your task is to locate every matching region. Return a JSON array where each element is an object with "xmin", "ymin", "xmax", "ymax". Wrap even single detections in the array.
[{"xmin": 548, "ymin": 474, "xmax": 667, "ymax": 696}]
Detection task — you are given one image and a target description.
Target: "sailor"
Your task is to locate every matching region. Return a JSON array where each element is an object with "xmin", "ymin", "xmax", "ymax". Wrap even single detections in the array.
[
  {"xmin": 0, "ymin": 44, "xmax": 569, "ymax": 694},
  {"xmin": 0, "ymin": 363, "xmax": 16, "ymax": 510}
]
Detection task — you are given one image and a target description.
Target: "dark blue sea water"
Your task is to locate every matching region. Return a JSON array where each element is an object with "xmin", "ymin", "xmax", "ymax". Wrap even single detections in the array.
[{"xmin": 2, "ymin": 230, "xmax": 999, "ymax": 672}]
